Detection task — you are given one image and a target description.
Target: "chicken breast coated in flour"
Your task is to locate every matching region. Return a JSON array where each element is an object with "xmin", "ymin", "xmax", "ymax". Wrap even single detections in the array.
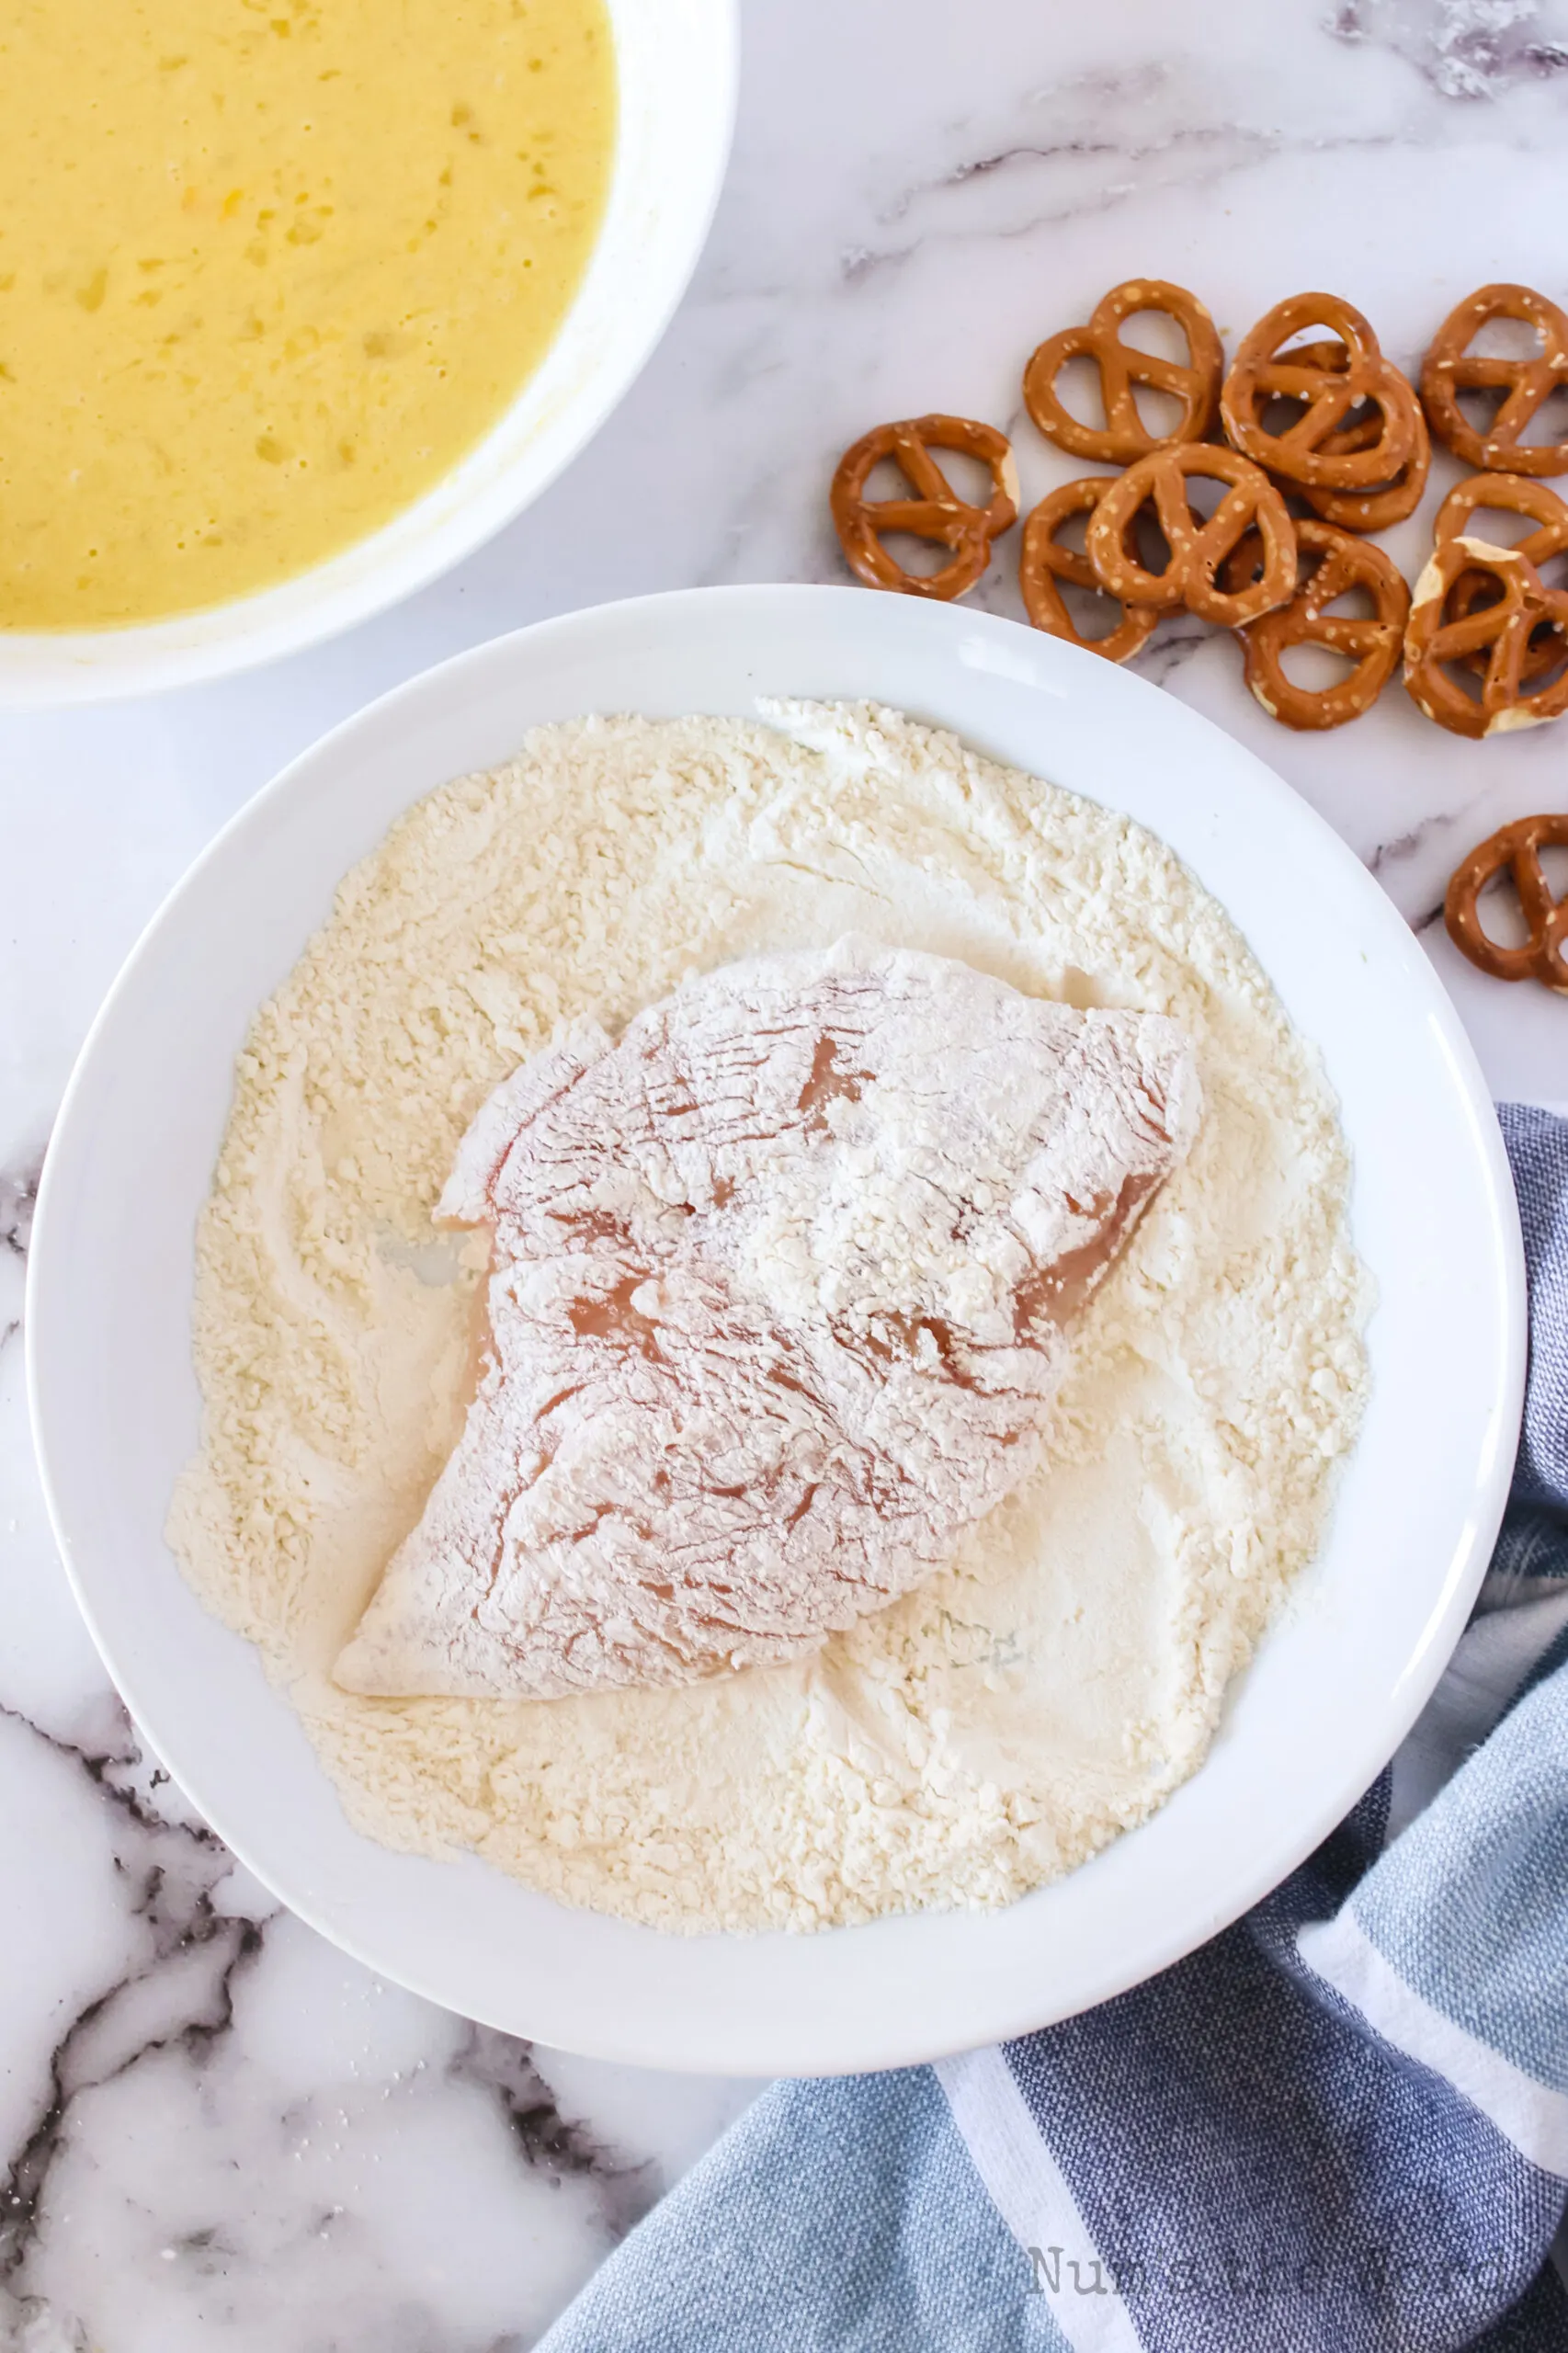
[{"xmin": 334, "ymin": 939, "xmax": 1202, "ymax": 1700}]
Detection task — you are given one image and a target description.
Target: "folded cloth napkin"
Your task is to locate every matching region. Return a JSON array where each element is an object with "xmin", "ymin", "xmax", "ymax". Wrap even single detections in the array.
[{"xmin": 539, "ymin": 1105, "xmax": 1568, "ymax": 2353}]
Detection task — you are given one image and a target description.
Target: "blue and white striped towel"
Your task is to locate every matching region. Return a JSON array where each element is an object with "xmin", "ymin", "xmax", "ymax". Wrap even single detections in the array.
[{"xmin": 540, "ymin": 1103, "xmax": 1568, "ymax": 2353}]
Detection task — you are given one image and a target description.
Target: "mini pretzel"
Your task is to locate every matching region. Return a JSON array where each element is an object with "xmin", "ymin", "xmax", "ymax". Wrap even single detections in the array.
[
  {"xmin": 1023, "ymin": 280, "xmax": 1222, "ymax": 465},
  {"xmin": 1221, "ymin": 294, "xmax": 1421, "ymax": 491},
  {"xmin": 1436, "ymin": 474, "xmax": 1568, "ymax": 682},
  {"xmin": 1403, "ymin": 537, "xmax": 1568, "ymax": 738},
  {"xmin": 1436, "ymin": 471, "xmax": 1568, "ymax": 565},
  {"xmin": 1085, "ymin": 445, "xmax": 1297, "ymax": 627},
  {"xmin": 830, "ymin": 415, "xmax": 1019, "ymax": 599},
  {"xmin": 1303, "ymin": 392, "xmax": 1431, "ymax": 533},
  {"xmin": 1445, "ymin": 813, "xmax": 1568, "ymax": 992},
  {"xmin": 1017, "ymin": 479, "xmax": 1160, "ymax": 663},
  {"xmin": 1244, "ymin": 337, "xmax": 1428, "ymax": 529},
  {"xmin": 1422, "ymin": 285, "xmax": 1568, "ymax": 477},
  {"xmin": 1228, "ymin": 519, "xmax": 1409, "ymax": 730}
]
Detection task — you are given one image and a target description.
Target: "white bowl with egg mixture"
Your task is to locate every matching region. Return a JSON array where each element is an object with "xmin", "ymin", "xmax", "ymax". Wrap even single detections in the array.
[
  {"xmin": 28, "ymin": 586, "xmax": 1524, "ymax": 2074},
  {"xmin": 0, "ymin": 0, "xmax": 734, "ymax": 708}
]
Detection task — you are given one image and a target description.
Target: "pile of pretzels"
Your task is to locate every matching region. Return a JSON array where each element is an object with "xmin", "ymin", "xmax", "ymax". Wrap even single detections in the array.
[{"xmin": 829, "ymin": 280, "xmax": 1568, "ymax": 741}]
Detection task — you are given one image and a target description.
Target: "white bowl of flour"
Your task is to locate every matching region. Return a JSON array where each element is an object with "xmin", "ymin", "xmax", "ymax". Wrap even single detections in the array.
[{"xmin": 28, "ymin": 586, "xmax": 1523, "ymax": 2074}]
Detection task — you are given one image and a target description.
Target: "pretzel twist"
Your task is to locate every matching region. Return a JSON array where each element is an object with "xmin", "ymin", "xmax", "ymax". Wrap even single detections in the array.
[
  {"xmin": 1422, "ymin": 285, "xmax": 1568, "ymax": 477},
  {"xmin": 1085, "ymin": 445, "xmax": 1297, "ymax": 627},
  {"xmin": 1017, "ymin": 478, "xmax": 1160, "ymax": 662},
  {"xmin": 1436, "ymin": 472, "xmax": 1568, "ymax": 566},
  {"xmin": 1228, "ymin": 519, "xmax": 1409, "ymax": 730},
  {"xmin": 1403, "ymin": 538, "xmax": 1568, "ymax": 738},
  {"xmin": 1023, "ymin": 280, "xmax": 1222, "ymax": 466},
  {"xmin": 1221, "ymin": 294, "xmax": 1422, "ymax": 492},
  {"xmin": 830, "ymin": 415, "xmax": 1019, "ymax": 600},
  {"xmin": 1445, "ymin": 814, "xmax": 1568, "ymax": 991},
  {"xmin": 1240, "ymin": 337, "xmax": 1430, "ymax": 531},
  {"xmin": 1436, "ymin": 474, "xmax": 1568, "ymax": 683}
]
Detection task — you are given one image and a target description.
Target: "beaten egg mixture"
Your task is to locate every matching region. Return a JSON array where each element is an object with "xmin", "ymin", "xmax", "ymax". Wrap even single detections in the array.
[{"xmin": 0, "ymin": 0, "xmax": 614, "ymax": 628}]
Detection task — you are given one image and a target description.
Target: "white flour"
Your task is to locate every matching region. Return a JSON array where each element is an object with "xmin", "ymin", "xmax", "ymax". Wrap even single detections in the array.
[{"xmin": 169, "ymin": 702, "xmax": 1367, "ymax": 1933}]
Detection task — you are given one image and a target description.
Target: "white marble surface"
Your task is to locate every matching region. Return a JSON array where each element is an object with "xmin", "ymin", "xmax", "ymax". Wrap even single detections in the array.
[{"xmin": 4, "ymin": 0, "xmax": 1568, "ymax": 2344}]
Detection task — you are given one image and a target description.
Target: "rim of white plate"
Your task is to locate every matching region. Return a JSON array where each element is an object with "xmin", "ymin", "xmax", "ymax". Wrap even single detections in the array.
[{"xmin": 27, "ymin": 585, "xmax": 1526, "ymax": 2074}]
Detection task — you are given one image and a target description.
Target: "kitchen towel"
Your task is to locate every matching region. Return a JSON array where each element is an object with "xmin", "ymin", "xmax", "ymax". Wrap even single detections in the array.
[{"xmin": 538, "ymin": 1103, "xmax": 1568, "ymax": 2353}]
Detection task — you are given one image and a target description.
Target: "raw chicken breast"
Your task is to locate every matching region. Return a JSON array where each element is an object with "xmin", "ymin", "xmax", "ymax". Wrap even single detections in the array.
[{"xmin": 335, "ymin": 939, "xmax": 1201, "ymax": 1699}]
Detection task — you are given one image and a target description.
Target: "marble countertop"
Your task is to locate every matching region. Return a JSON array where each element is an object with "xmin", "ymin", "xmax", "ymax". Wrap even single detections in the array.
[{"xmin": 4, "ymin": 1, "xmax": 1568, "ymax": 2344}]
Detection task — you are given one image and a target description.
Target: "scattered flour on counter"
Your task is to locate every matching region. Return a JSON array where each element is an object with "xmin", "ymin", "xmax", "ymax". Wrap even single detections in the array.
[{"xmin": 168, "ymin": 701, "xmax": 1369, "ymax": 1933}]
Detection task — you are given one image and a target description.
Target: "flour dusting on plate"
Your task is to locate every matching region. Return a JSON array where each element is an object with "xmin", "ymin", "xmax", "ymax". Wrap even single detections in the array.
[{"xmin": 168, "ymin": 702, "xmax": 1368, "ymax": 1933}]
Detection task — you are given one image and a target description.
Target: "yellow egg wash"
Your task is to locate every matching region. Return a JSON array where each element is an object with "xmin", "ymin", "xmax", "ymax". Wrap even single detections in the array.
[{"xmin": 0, "ymin": 0, "xmax": 615, "ymax": 628}]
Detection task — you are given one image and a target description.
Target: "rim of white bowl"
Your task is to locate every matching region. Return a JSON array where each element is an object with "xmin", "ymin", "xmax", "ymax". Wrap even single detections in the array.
[{"xmin": 0, "ymin": 0, "xmax": 738, "ymax": 709}]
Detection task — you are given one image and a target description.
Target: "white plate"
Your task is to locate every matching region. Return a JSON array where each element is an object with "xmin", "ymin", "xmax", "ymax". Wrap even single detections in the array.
[
  {"xmin": 0, "ymin": 0, "xmax": 735, "ymax": 707},
  {"xmin": 28, "ymin": 586, "xmax": 1525, "ymax": 2075}
]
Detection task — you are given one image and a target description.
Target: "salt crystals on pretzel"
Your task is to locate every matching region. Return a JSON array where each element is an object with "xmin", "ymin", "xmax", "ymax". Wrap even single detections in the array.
[
  {"xmin": 1221, "ymin": 293, "xmax": 1424, "ymax": 494},
  {"xmin": 830, "ymin": 415, "xmax": 1018, "ymax": 600},
  {"xmin": 827, "ymin": 275, "xmax": 1568, "ymax": 741},
  {"xmin": 1445, "ymin": 815, "xmax": 1568, "ymax": 992},
  {"xmin": 1230, "ymin": 519, "xmax": 1410, "ymax": 733},
  {"xmin": 1403, "ymin": 537, "xmax": 1568, "ymax": 739},
  {"xmin": 1022, "ymin": 278, "xmax": 1222, "ymax": 464},
  {"xmin": 1422, "ymin": 285, "xmax": 1568, "ymax": 478}
]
